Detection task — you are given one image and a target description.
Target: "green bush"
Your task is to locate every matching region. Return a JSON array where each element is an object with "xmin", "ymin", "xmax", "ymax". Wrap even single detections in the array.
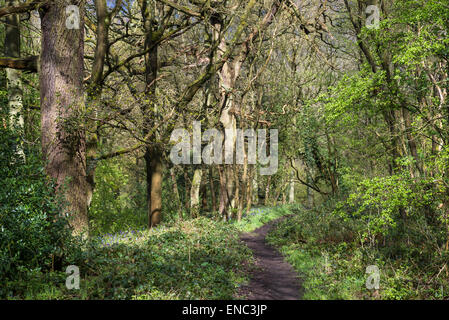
[
  {"xmin": 267, "ymin": 204, "xmax": 449, "ymax": 300},
  {"xmin": 89, "ymin": 158, "xmax": 147, "ymax": 236},
  {"xmin": 0, "ymin": 125, "xmax": 80, "ymax": 298}
]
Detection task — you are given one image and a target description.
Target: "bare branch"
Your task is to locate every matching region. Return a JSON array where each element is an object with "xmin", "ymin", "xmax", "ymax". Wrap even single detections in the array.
[{"xmin": 0, "ymin": 56, "xmax": 38, "ymax": 72}]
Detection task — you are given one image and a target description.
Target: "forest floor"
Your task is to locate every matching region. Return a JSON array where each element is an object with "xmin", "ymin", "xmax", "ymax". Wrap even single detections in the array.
[{"xmin": 236, "ymin": 216, "xmax": 304, "ymax": 300}]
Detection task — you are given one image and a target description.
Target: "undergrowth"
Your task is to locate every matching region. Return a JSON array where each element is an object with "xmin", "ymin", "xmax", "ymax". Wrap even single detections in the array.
[
  {"xmin": 267, "ymin": 205, "xmax": 449, "ymax": 300},
  {"xmin": 5, "ymin": 217, "xmax": 253, "ymax": 300}
]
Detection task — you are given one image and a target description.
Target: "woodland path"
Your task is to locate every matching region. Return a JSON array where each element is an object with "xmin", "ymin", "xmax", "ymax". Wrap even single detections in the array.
[{"xmin": 237, "ymin": 217, "xmax": 304, "ymax": 300}]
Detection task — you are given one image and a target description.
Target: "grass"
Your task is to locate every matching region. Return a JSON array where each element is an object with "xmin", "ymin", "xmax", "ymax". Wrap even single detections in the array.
[{"xmin": 233, "ymin": 205, "xmax": 292, "ymax": 233}]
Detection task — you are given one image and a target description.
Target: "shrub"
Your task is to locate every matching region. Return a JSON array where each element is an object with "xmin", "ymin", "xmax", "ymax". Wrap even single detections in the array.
[{"xmin": 0, "ymin": 125, "xmax": 80, "ymax": 298}]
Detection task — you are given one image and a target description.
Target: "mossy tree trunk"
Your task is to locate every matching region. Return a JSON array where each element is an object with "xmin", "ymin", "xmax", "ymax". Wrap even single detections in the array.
[
  {"xmin": 5, "ymin": 0, "xmax": 24, "ymax": 155},
  {"xmin": 39, "ymin": 0, "xmax": 88, "ymax": 235}
]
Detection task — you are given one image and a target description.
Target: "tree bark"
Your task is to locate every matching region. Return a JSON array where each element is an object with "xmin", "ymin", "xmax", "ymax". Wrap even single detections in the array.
[
  {"xmin": 200, "ymin": 177, "xmax": 208, "ymax": 212},
  {"xmin": 0, "ymin": 56, "xmax": 38, "ymax": 72},
  {"xmin": 245, "ymin": 165, "xmax": 253, "ymax": 213},
  {"xmin": 218, "ymin": 165, "xmax": 228, "ymax": 221},
  {"xmin": 5, "ymin": 0, "xmax": 24, "ymax": 142},
  {"xmin": 252, "ymin": 167, "xmax": 258, "ymax": 205},
  {"xmin": 170, "ymin": 167, "xmax": 183, "ymax": 220},
  {"xmin": 149, "ymin": 146, "xmax": 163, "ymax": 227},
  {"xmin": 140, "ymin": 0, "xmax": 162, "ymax": 228},
  {"xmin": 265, "ymin": 176, "xmax": 271, "ymax": 206},
  {"xmin": 39, "ymin": 1, "xmax": 88, "ymax": 235},
  {"xmin": 209, "ymin": 166, "xmax": 217, "ymax": 212},
  {"xmin": 190, "ymin": 168, "xmax": 202, "ymax": 218},
  {"xmin": 288, "ymin": 169, "xmax": 295, "ymax": 204}
]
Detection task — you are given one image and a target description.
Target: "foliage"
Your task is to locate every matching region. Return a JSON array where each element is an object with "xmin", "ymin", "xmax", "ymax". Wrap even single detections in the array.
[
  {"xmin": 89, "ymin": 158, "xmax": 147, "ymax": 236},
  {"xmin": 233, "ymin": 205, "xmax": 292, "ymax": 233},
  {"xmin": 0, "ymin": 124, "xmax": 82, "ymax": 299},
  {"xmin": 267, "ymin": 205, "xmax": 449, "ymax": 300},
  {"xmin": 7, "ymin": 217, "xmax": 253, "ymax": 300},
  {"xmin": 335, "ymin": 169, "xmax": 435, "ymax": 240}
]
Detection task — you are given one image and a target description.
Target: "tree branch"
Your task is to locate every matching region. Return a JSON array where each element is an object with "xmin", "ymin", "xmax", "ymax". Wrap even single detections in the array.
[
  {"xmin": 0, "ymin": 0, "xmax": 46, "ymax": 19},
  {"xmin": 0, "ymin": 56, "xmax": 38, "ymax": 72},
  {"xmin": 155, "ymin": 0, "xmax": 202, "ymax": 18},
  {"xmin": 290, "ymin": 158, "xmax": 328, "ymax": 195}
]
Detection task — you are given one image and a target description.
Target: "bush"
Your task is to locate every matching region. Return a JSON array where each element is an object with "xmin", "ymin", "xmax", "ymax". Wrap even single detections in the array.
[
  {"xmin": 267, "ymin": 204, "xmax": 449, "ymax": 300},
  {"xmin": 89, "ymin": 158, "xmax": 147, "ymax": 236},
  {"xmin": 0, "ymin": 126, "xmax": 80, "ymax": 298}
]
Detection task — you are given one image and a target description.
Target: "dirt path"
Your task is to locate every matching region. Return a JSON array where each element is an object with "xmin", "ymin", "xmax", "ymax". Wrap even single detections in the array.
[{"xmin": 237, "ymin": 217, "xmax": 304, "ymax": 300}]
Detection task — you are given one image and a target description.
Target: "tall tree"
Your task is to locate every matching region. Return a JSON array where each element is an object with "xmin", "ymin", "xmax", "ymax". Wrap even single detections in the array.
[
  {"xmin": 0, "ymin": 0, "xmax": 89, "ymax": 235},
  {"xmin": 39, "ymin": 0, "xmax": 88, "ymax": 234}
]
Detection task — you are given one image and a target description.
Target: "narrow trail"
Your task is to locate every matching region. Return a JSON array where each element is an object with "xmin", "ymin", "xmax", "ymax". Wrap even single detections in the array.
[{"xmin": 237, "ymin": 217, "xmax": 304, "ymax": 300}]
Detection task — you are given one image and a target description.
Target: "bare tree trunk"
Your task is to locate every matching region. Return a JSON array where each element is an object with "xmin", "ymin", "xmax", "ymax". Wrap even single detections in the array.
[
  {"xmin": 5, "ymin": 0, "xmax": 24, "ymax": 156},
  {"xmin": 265, "ymin": 176, "xmax": 271, "ymax": 206},
  {"xmin": 140, "ymin": 0, "xmax": 160, "ymax": 227},
  {"xmin": 213, "ymin": 16, "xmax": 236, "ymax": 220},
  {"xmin": 209, "ymin": 166, "xmax": 217, "ymax": 212},
  {"xmin": 213, "ymin": 1, "xmax": 282, "ymax": 217},
  {"xmin": 245, "ymin": 165, "xmax": 253, "ymax": 213},
  {"xmin": 149, "ymin": 147, "xmax": 163, "ymax": 227},
  {"xmin": 306, "ymin": 173, "xmax": 313, "ymax": 208},
  {"xmin": 184, "ymin": 168, "xmax": 190, "ymax": 210},
  {"xmin": 40, "ymin": 1, "xmax": 88, "ymax": 235},
  {"xmin": 29, "ymin": 10, "xmax": 41, "ymax": 52},
  {"xmin": 237, "ymin": 146, "xmax": 248, "ymax": 221},
  {"xmin": 252, "ymin": 168, "xmax": 258, "ymax": 205},
  {"xmin": 288, "ymin": 168, "xmax": 295, "ymax": 204},
  {"xmin": 218, "ymin": 166, "xmax": 228, "ymax": 221},
  {"xmin": 233, "ymin": 165, "xmax": 240, "ymax": 220},
  {"xmin": 190, "ymin": 168, "xmax": 202, "ymax": 218},
  {"xmin": 170, "ymin": 167, "xmax": 183, "ymax": 220},
  {"xmin": 200, "ymin": 178, "xmax": 208, "ymax": 212},
  {"xmin": 86, "ymin": 0, "xmax": 109, "ymax": 209}
]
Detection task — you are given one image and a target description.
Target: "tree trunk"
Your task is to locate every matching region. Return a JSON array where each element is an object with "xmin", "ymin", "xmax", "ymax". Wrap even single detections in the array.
[
  {"xmin": 170, "ymin": 167, "xmax": 183, "ymax": 220},
  {"xmin": 402, "ymin": 107, "xmax": 423, "ymax": 176},
  {"xmin": 190, "ymin": 168, "xmax": 202, "ymax": 218},
  {"xmin": 86, "ymin": 0, "xmax": 109, "ymax": 209},
  {"xmin": 306, "ymin": 173, "xmax": 313, "ymax": 208},
  {"xmin": 288, "ymin": 168, "xmax": 295, "ymax": 204},
  {"xmin": 140, "ymin": 0, "xmax": 160, "ymax": 228},
  {"xmin": 245, "ymin": 165, "xmax": 253, "ymax": 213},
  {"xmin": 237, "ymin": 147, "xmax": 248, "ymax": 221},
  {"xmin": 200, "ymin": 178, "xmax": 208, "ymax": 212},
  {"xmin": 40, "ymin": 1, "xmax": 88, "ymax": 235},
  {"xmin": 265, "ymin": 176, "xmax": 271, "ymax": 206},
  {"xmin": 252, "ymin": 168, "xmax": 258, "ymax": 205},
  {"xmin": 149, "ymin": 147, "xmax": 163, "ymax": 227},
  {"xmin": 5, "ymin": 0, "xmax": 24, "ymax": 155},
  {"xmin": 213, "ymin": 17, "xmax": 236, "ymax": 220},
  {"xmin": 218, "ymin": 166, "xmax": 228, "ymax": 221},
  {"xmin": 209, "ymin": 166, "xmax": 217, "ymax": 212},
  {"xmin": 184, "ymin": 168, "xmax": 190, "ymax": 210}
]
